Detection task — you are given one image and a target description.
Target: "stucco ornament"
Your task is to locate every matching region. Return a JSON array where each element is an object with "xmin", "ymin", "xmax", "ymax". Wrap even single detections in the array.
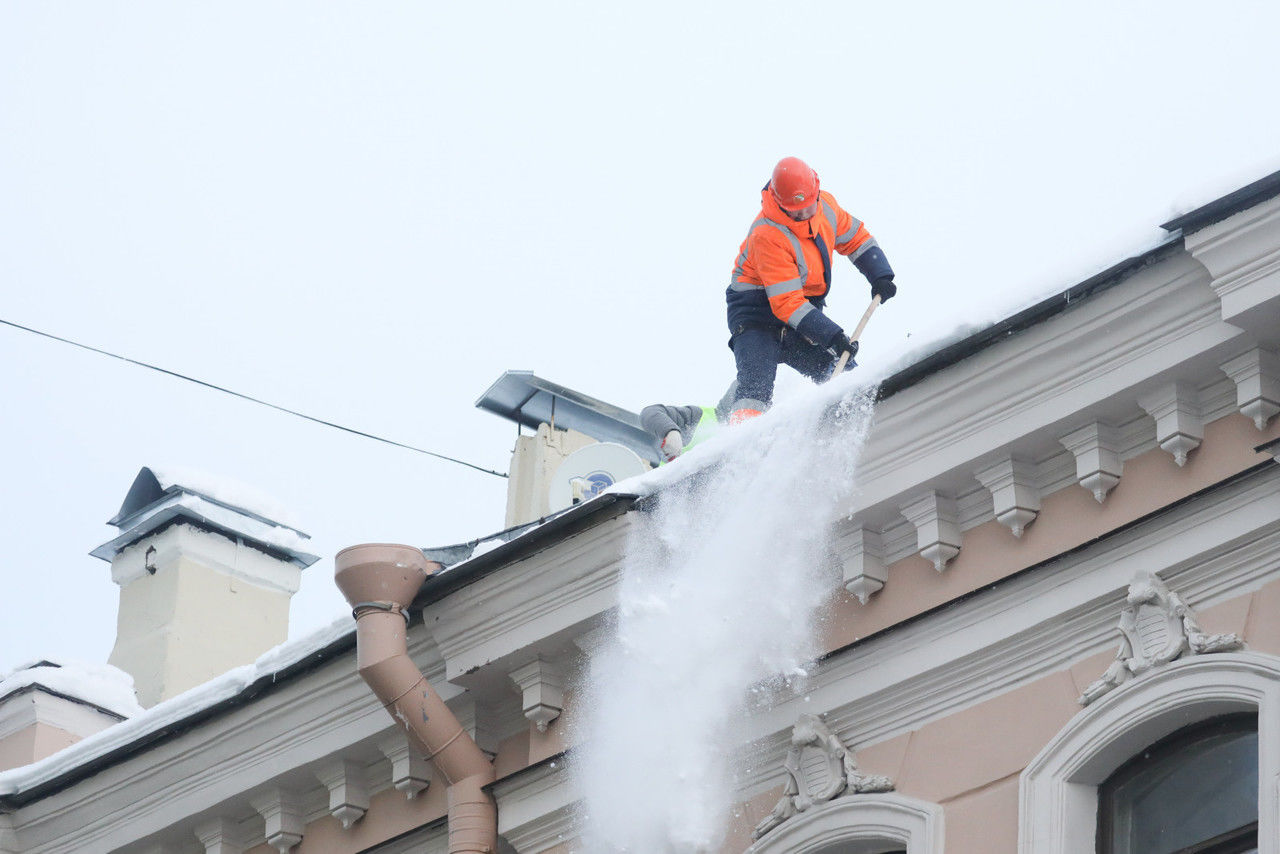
[
  {"xmin": 1079, "ymin": 571, "xmax": 1243, "ymax": 705},
  {"xmin": 752, "ymin": 714, "xmax": 894, "ymax": 840}
]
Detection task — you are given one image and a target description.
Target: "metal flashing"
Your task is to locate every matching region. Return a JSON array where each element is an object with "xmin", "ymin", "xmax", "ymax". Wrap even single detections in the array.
[
  {"xmin": 476, "ymin": 371, "xmax": 658, "ymax": 463},
  {"xmin": 413, "ymin": 491, "xmax": 641, "ymax": 606},
  {"xmin": 89, "ymin": 493, "xmax": 320, "ymax": 569},
  {"xmin": 1161, "ymin": 168, "xmax": 1280, "ymax": 235}
]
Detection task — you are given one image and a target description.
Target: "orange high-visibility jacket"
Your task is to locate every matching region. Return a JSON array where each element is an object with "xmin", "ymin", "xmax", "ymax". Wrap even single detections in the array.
[{"xmin": 726, "ymin": 188, "xmax": 890, "ymax": 342}]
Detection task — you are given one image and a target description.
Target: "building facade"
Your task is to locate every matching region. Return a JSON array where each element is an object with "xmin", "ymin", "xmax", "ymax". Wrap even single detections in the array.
[{"xmin": 1, "ymin": 172, "xmax": 1279, "ymax": 853}]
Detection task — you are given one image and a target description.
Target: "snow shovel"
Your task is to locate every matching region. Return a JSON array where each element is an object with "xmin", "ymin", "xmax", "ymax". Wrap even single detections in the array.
[{"xmin": 831, "ymin": 295, "xmax": 881, "ymax": 377}]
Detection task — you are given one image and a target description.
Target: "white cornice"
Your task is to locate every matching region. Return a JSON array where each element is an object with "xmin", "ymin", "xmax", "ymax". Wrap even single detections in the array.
[
  {"xmin": 422, "ymin": 515, "xmax": 631, "ymax": 681},
  {"xmin": 5, "ymin": 629, "xmax": 455, "ymax": 853},
  {"xmin": 494, "ymin": 759, "xmax": 578, "ymax": 853},
  {"xmin": 0, "ymin": 691, "xmax": 119, "ymax": 743},
  {"xmin": 737, "ymin": 465, "xmax": 1280, "ymax": 794},
  {"xmin": 848, "ymin": 255, "xmax": 1230, "ymax": 516},
  {"xmin": 1184, "ymin": 193, "xmax": 1280, "ymax": 344}
]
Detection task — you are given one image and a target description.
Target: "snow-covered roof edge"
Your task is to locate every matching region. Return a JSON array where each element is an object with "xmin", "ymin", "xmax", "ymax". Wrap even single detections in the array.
[
  {"xmin": 0, "ymin": 660, "xmax": 143, "ymax": 720},
  {"xmin": 0, "ymin": 615, "xmax": 356, "ymax": 805}
]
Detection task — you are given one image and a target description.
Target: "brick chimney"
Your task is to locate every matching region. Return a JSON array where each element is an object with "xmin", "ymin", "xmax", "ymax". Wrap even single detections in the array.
[{"xmin": 91, "ymin": 467, "xmax": 318, "ymax": 708}]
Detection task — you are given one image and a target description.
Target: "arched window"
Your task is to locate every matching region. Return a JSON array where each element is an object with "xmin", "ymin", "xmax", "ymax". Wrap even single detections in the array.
[
  {"xmin": 1097, "ymin": 714, "xmax": 1257, "ymax": 854},
  {"xmin": 1020, "ymin": 653, "xmax": 1280, "ymax": 854},
  {"xmin": 745, "ymin": 792, "xmax": 942, "ymax": 853}
]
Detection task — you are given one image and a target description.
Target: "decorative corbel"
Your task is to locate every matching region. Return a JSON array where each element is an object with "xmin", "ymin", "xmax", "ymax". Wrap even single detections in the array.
[
  {"xmin": 974, "ymin": 456, "xmax": 1041, "ymax": 538},
  {"xmin": 249, "ymin": 788, "xmax": 305, "ymax": 854},
  {"xmin": 899, "ymin": 491, "xmax": 961, "ymax": 571},
  {"xmin": 1137, "ymin": 381, "xmax": 1204, "ymax": 467},
  {"xmin": 1079, "ymin": 571, "xmax": 1243, "ymax": 705},
  {"xmin": 316, "ymin": 758, "xmax": 370, "ymax": 830},
  {"xmin": 377, "ymin": 730, "xmax": 430, "ymax": 800},
  {"xmin": 1220, "ymin": 347, "xmax": 1280, "ymax": 430},
  {"xmin": 509, "ymin": 657, "xmax": 567, "ymax": 732},
  {"xmin": 1059, "ymin": 421, "xmax": 1123, "ymax": 502},
  {"xmin": 448, "ymin": 694, "xmax": 500, "ymax": 755},
  {"xmin": 571, "ymin": 625, "xmax": 609, "ymax": 660},
  {"xmin": 840, "ymin": 527, "xmax": 888, "ymax": 604},
  {"xmin": 193, "ymin": 817, "xmax": 249, "ymax": 854}
]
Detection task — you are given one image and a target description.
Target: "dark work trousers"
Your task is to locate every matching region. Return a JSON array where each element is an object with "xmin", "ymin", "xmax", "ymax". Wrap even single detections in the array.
[{"xmin": 729, "ymin": 324, "xmax": 838, "ymax": 411}]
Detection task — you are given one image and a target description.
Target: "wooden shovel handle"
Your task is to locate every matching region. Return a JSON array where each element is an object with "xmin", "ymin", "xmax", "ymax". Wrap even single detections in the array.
[
  {"xmin": 848, "ymin": 294, "xmax": 882, "ymax": 345},
  {"xmin": 831, "ymin": 295, "xmax": 881, "ymax": 376}
]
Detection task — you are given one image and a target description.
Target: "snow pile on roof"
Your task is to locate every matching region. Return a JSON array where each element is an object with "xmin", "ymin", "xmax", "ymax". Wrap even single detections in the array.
[
  {"xmin": 92, "ymin": 487, "xmax": 318, "ymax": 567},
  {"xmin": 0, "ymin": 613, "xmax": 354, "ymax": 792},
  {"xmin": 164, "ymin": 491, "xmax": 312, "ymax": 555},
  {"xmin": 608, "ymin": 363, "xmax": 887, "ymax": 501},
  {"xmin": 149, "ymin": 464, "xmax": 305, "ymax": 531},
  {"xmin": 0, "ymin": 660, "xmax": 144, "ymax": 720}
]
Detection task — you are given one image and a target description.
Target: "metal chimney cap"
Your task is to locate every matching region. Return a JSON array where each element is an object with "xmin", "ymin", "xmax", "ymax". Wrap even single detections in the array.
[{"xmin": 475, "ymin": 370, "xmax": 659, "ymax": 464}]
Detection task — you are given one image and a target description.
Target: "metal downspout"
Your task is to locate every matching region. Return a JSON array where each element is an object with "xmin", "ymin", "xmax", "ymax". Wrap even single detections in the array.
[{"xmin": 335, "ymin": 544, "xmax": 497, "ymax": 854}]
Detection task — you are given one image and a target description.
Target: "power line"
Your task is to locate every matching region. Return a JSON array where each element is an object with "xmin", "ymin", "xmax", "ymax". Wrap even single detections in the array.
[{"xmin": 0, "ymin": 317, "xmax": 508, "ymax": 479}]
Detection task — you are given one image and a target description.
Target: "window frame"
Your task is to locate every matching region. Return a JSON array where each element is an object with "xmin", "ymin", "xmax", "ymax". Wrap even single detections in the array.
[
  {"xmin": 1096, "ymin": 713, "xmax": 1259, "ymax": 854},
  {"xmin": 744, "ymin": 791, "xmax": 943, "ymax": 854},
  {"xmin": 1019, "ymin": 652, "xmax": 1280, "ymax": 854}
]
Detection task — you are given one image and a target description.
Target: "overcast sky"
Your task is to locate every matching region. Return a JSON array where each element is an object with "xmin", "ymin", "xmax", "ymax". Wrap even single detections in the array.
[{"xmin": 3, "ymin": 2, "xmax": 1279, "ymax": 676}]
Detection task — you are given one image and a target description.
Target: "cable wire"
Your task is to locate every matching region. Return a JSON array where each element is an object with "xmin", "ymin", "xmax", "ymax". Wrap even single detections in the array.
[{"xmin": 0, "ymin": 317, "xmax": 508, "ymax": 479}]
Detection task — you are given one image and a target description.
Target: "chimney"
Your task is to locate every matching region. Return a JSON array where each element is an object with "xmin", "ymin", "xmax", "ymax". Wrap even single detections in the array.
[
  {"xmin": 91, "ymin": 467, "xmax": 319, "ymax": 707},
  {"xmin": 504, "ymin": 423, "xmax": 598, "ymax": 526},
  {"xmin": 475, "ymin": 371, "xmax": 658, "ymax": 527}
]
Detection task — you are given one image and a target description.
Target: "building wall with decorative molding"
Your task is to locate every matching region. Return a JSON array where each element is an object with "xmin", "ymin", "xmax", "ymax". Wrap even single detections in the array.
[{"xmin": 1, "ymin": 175, "xmax": 1278, "ymax": 853}]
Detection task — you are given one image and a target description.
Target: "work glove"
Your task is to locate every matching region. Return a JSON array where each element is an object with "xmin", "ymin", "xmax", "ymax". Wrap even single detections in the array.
[
  {"xmin": 870, "ymin": 277, "xmax": 897, "ymax": 303},
  {"xmin": 824, "ymin": 327, "xmax": 859, "ymax": 372},
  {"xmin": 660, "ymin": 429, "xmax": 684, "ymax": 462},
  {"xmin": 825, "ymin": 326, "xmax": 852, "ymax": 358}
]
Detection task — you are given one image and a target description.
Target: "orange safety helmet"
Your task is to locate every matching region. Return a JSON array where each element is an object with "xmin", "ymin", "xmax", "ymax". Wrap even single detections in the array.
[{"xmin": 769, "ymin": 156, "xmax": 820, "ymax": 212}]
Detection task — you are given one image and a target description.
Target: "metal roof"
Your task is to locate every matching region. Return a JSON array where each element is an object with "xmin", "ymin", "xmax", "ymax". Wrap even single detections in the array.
[
  {"xmin": 1161, "ymin": 167, "xmax": 1280, "ymax": 235},
  {"xmin": 475, "ymin": 370, "xmax": 659, "ymax": 463},
  {"xmin": 90, "ymin": 467, "xmax": 320, "ymax": 568}
]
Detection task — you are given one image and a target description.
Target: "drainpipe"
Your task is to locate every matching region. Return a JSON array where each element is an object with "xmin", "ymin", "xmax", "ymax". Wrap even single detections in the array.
[{"xmin": 335, "ymin": 544, "xmax": 497, "ymax": 854}]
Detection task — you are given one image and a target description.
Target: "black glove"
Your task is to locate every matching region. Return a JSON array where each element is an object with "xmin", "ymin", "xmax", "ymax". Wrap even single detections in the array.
[
  {"xmin": 871, "ymin": 277, "xmax": 897, "ymax": 303},
  {"xmin": 825, "ymin": 326, "xmax": 851, "ymax": 356}
]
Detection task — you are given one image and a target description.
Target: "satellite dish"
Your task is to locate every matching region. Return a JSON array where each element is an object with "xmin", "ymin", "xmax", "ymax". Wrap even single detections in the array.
[{"xmin": 548, "ymin": 442, "xmax": 648, "ymax": 513}]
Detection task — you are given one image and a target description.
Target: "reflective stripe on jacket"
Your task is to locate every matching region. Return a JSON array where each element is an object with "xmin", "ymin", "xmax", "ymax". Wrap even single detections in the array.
[
  {"xmin": 684, "ymin": 406, "xmax": 719, "ymax": 453},
  {"xmin": 726, "ymin": 187, "xmax": 892, "ymax": 342}
]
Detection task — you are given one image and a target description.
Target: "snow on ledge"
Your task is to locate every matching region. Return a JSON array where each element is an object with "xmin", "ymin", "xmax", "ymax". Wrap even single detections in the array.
[
  {"xmin": 150, "ymin": 464, "xmax": 306, "ymax": 532},
  {"xmin": 0, "ymin": 613, "xmax": 356, "ymax": 797},
  {"xmin": 0, "ymin": 660, "xmax": 144, "ymax": 720}
]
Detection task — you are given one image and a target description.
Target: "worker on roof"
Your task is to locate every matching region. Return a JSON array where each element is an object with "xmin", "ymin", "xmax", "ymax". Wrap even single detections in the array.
[
  {"xmin": 641, "ymin": 382, "xmax": 737, "ymax": 463},
  {"xmin": 726, "ymin": 156, "xmax": 897, "ymax": 423}
]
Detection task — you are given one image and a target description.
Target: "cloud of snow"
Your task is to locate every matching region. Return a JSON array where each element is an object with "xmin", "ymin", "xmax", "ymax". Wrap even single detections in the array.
[{"xmin": 577, "ymin": 372, "xmax": 878, "ymax": 852}]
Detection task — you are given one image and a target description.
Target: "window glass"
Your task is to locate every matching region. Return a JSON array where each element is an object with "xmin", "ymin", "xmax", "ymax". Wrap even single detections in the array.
[{"xmin": 1100, "ymin": 715, "xmax": 1257, "ymax": 854}]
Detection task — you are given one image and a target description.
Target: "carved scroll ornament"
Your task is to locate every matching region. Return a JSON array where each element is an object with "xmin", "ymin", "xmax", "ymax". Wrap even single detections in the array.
[
  {"xmin": 1079, "ymin": 572, "xmax": 1243, "ymax": 705},
  {"xmin": 752, "ymin": 714, "xmax": 893, "ymax": 840}
]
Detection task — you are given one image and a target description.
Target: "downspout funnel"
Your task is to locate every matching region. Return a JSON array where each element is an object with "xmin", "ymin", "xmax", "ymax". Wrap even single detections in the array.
[{"xmin": 336, "ymin": 543, "xmax": 497, "ymax": 854}]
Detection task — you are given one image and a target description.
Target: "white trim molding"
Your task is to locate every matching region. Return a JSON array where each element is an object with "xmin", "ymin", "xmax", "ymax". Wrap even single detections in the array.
[
  {"xmin": 746, "ymin": 792, "xmax": 943, "ymax": 854},
  {"xmin": 1019, "ymin": 652, "xmax": 1280, "ymax": 854}
]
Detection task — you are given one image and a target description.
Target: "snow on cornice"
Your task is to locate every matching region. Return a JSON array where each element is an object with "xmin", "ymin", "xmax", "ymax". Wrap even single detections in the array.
[
  {"xmin": 0, "ymin": 660, "xmax": 143, "ymax": 720},
  {"xmin": 0, "ymin": 614, "xmax": 355, "ymax": 800}
]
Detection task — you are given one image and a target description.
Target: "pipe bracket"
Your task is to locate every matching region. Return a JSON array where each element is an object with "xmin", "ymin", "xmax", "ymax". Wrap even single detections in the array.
[{"xmin": 351, "ymin": 601, "xmax": 410, "ymax": 623}]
